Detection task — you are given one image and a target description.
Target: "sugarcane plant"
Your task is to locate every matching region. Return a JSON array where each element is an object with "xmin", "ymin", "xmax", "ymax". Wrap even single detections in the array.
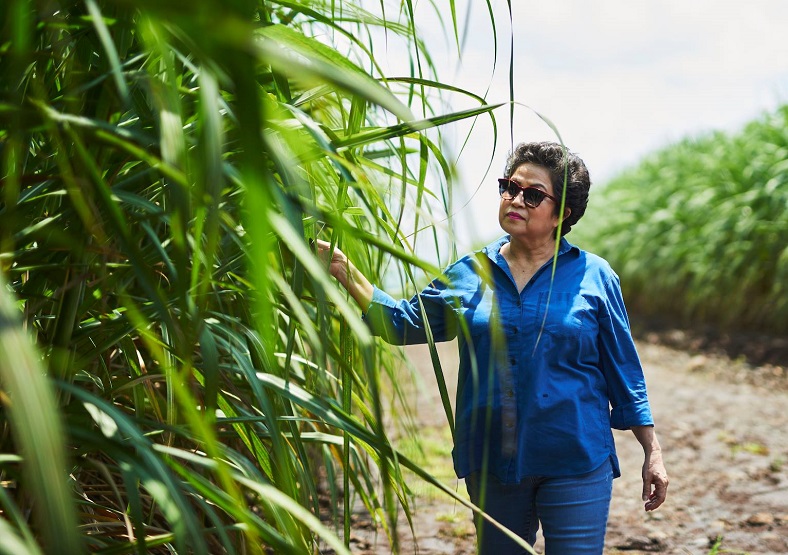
[
  {"xmin": 575, "ymin": 106, "xmax": 788, "ymax": 335},
  {"xmin": 0, "ymin": 0, "xmax": 505, "ymax": 553}
]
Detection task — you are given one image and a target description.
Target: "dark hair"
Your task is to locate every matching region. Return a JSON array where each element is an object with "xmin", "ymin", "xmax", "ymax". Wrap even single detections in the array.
[{"xmin": 504, "ymin": 141, "xmax": 591, "ymax": 236}]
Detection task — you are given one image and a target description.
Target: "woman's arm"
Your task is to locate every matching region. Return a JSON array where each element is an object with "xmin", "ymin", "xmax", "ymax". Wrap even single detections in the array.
[
  {"xmin": 631, "ymin": 425, "xmax": 669, "ymax": 511},
  {"xmin": 315, "ymin": 239, "xmax": 460, "ymax": 345},
  {"xmin": 315, "ymin": 240, "xmax": 374, "ymax": 312}
]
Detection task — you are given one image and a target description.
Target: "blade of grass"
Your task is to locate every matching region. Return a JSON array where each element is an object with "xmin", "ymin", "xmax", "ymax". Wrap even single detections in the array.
[{"xmin": 0, "ymin": 272, "xmax": 83, "ymax": 555}]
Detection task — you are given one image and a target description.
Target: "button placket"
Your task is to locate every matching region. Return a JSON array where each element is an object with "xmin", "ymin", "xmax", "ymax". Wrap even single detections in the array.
[
  {"xmin": 501, "ymin": 301, "xmax": 518, "ymax": 455},
  {"xmin": 492, "ymin": 249, "xmax": 525, "ymax": 457}
]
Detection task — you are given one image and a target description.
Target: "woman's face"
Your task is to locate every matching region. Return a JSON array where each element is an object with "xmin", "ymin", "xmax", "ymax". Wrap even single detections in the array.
[{"xmin": 498, "ymin": 163, "xmax": 562, "ymax": 243}]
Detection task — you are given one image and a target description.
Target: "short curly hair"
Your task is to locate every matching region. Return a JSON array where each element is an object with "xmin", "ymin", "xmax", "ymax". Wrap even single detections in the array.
[{"xmin": 504, "ymin": 141, "xmax": 591, "ymax": 236}]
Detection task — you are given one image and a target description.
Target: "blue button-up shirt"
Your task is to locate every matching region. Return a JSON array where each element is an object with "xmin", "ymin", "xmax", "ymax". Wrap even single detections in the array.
[{"xmin": 364, "ymin": 236, "xmax": 653, "ymax": 482}]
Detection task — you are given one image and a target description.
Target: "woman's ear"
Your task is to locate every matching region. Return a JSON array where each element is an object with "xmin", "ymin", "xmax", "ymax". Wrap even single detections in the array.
[{"xmin": 563, "ymin": 207, "xmax": 572, "ymax": 220}]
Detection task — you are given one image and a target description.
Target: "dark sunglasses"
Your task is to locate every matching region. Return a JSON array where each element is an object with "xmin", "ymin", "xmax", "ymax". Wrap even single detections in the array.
[{"xmin": 497, "ymin": 178, "xmax": 558, "ymax": 208}]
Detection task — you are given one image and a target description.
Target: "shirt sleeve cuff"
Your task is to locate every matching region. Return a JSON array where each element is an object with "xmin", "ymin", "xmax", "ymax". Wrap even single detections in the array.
[
  {"xmin": 361, "ymin": 286, "xmax": 395, "ymax": 319},
  {"xmin": 610, "ymin": 399, "xmax": 654, "ymax": 430},
  {"xmin": 361, "ymin": 286, "xmax": 403, "ymax": 342}
]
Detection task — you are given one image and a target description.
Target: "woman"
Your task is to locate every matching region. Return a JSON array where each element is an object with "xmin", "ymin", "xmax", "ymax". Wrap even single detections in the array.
[{"xmin": 318, "ymin": 141, "xmax": 668, "ymax": 554}]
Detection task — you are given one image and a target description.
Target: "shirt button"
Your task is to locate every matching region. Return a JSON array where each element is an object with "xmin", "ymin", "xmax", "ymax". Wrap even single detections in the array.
[
  {"xmin": 505, "ymin": 389, "xmax": 514, "ymax": 398},
  {"xmin": 505, "ymin": 421, "xmax": 514, "ymax": 429},
  {"xmin": 509, "ymin": 357, "xmax": 516, "ymax": 365}
]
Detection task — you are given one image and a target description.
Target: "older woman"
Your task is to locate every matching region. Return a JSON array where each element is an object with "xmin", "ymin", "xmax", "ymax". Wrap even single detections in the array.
[{"xmin": 318, "ymin": 141, "xmax": 668, "ymax": 555}]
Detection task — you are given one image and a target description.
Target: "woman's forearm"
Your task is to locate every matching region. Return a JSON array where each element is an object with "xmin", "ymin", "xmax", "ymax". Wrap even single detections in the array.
[
  {"xmin": 333, "ymin": 258, "xmax": 374, "ymax": 313},
  {"xmin": 631, "ymin": 425, "xmax": 661, "ymax": 454}
]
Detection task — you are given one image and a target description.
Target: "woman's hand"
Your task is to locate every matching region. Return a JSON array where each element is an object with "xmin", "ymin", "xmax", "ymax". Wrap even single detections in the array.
[
  {"xmin": 314, "ymin": 239, "xmax": 374, "ymax": 312},
  {"xmin": 314, "ymin": 239, "xmax": 348, "ymax": 279},
  {"xmin": 641, "ymin": 448, "xmax": 669, "ymax": 511},
  {"xmin": 631, "ymin": 425, "xmax": 669, "ymax": 511}
]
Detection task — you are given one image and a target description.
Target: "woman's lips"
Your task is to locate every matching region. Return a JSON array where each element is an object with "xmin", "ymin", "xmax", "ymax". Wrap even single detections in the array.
[{"xmin": 506, "ymin": 211, "xmax": 525, "ymax": 220}]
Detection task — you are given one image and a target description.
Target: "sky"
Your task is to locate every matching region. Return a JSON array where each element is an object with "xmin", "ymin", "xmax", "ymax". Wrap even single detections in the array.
[{"xmin": 400, "ymin": 0, "xmax": 788, "ymax": 251}]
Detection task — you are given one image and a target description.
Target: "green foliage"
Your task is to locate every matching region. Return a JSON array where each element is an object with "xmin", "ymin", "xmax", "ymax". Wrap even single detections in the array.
[
  {"xmin": 576, "ymin": 106, "xmax": 788, "ymax": 334},
  {"xmin": 0, "ymin": 0, "xmax": 508, "ymax": 553}
]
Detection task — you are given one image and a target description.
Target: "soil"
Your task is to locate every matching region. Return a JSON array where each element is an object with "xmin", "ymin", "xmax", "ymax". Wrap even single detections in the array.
[{"xmin": 346, "ymin": 332, "xmax": 788, "ymax": 555}]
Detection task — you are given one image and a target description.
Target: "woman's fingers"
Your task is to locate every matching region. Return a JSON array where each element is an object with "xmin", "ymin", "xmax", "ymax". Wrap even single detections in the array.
[{"xmin": 642, "ymin": 465, "xmax": 669, "ymax": 511}]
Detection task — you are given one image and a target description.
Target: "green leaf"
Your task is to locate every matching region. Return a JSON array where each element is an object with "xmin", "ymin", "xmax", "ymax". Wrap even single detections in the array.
[
  {"xmin": 255, "ymin": 25, "xmax": 414, "ymax": 123},
  {"xmin": 0, "ymin": 273, "xmax": 83, "ymax": 555}
]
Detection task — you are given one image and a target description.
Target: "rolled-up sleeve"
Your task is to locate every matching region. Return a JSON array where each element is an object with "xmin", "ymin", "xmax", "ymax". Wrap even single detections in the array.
[
  {"xmin": 363, "ymin": 282, "xmax": 458, "ymax": 346},
  {"xmin": 598, "ymin": 275, "xmax": 654, "ymax": 430}
]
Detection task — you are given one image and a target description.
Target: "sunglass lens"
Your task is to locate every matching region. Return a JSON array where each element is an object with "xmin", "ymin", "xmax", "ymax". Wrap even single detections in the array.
[
  {"xmin": 498, "ymin": 180, "xmax": 515, "ymax": 198},
  {"xmin": 522, "ymin": 188, "xmax": 545, "ymax": 207}
]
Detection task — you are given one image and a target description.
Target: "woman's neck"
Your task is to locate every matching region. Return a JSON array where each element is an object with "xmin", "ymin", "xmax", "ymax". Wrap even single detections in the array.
[
  {"xmin": 503, "ymin": 236, "xmax": 557, "ymax": 267},
  {"xmin": 500, "ymin": 237, "xmax": 558, "ymax": 291}
]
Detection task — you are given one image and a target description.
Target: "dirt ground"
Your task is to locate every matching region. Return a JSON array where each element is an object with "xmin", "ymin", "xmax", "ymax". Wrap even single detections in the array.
[{"xmin": 348, "ymin": 334, "xmax": 788, "ymax": 555}]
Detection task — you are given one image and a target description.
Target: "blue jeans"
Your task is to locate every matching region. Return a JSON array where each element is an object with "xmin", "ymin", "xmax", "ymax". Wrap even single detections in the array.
[{"xmin": 465, "ymin": 460, "xmax": 613, "ymax": 555}]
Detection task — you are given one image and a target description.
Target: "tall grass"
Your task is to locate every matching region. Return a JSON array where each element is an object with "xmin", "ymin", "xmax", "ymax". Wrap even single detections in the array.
[
  {"xmin": 0, "ymin": 0, "xmax": 510, "ymax": 553},
  {"xmin": 575, "ymin": 105, "xmax": 788, "ymax": 334}
]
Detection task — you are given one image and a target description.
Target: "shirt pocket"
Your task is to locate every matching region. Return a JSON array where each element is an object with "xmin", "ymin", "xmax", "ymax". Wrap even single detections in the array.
[{"xmin": 536, "ymin": 291, "xmax": 591, "ymax": 337}]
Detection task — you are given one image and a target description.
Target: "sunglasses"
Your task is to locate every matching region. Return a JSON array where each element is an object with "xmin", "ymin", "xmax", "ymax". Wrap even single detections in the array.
[{"xmin": 497, "ymin": 178, "xmax": 558, "ymax": 208}]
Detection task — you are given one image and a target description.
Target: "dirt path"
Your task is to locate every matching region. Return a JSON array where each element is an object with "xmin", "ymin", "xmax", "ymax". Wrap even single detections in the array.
[{"xmin": 350, "ymin": 339, "xmax": 788, "ymax": 555}]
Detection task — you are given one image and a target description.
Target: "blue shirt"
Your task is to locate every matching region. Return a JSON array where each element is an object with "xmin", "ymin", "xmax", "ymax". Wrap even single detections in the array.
[{"xmin": 364, "ymin": 236, "xmax": 653, "ymax": 482}]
